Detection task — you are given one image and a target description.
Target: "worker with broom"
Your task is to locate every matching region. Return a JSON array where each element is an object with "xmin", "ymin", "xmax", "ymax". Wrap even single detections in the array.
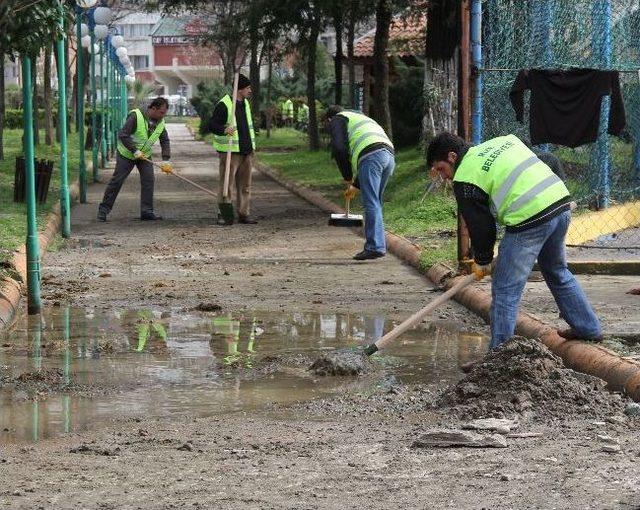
[
  {"xmin": 97, "ymin": 97, "xmax": 172, "ymax": 222},
  {"xmin": 325, "ymin": 105, "xmax": 395, "ymax": 260},
  {"xmin": 210, "ymin": 74, "xmax": 257, "ymax": 226},
  {"xmin": 426, "ymin": 132, "xmax": 602, "ymax": 355}
]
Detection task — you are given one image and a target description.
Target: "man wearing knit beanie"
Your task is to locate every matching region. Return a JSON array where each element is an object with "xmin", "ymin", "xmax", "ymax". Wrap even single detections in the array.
[{"xmin": 209, "ymin": 73, "xmax": 257, "ymax": 225}]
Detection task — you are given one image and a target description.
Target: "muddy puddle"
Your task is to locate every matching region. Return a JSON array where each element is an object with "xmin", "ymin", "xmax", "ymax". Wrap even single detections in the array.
[{"xmin": 0, "ymin": 307, "xmax": 487, "ymax": 442}]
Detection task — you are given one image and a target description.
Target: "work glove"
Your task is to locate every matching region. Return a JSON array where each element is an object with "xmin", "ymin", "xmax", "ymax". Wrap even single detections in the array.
[
  {"xmin": 133, "ymin": 150, "xmax": 145, "ymax": 160},
  {"xmin": 344, "ymin": 185, "xmax": 358, "ymax": 201},
  {"xmin": 472, "ymin": 260, "xmax": 493, "ymax": 279},
  {"xmin": 224, "ymin": 125, "xmax": 237, "ymax": 136},
  {"xmin": 159, "ymin": 161, "xmax": 173, "ymax": 174}
]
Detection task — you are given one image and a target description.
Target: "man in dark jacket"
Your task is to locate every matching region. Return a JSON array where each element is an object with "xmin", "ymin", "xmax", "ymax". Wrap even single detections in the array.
[
  {"xmin": 98, "ymin": 97, "xmax": 171, "ymax": 221},
  {"xmin": 209, "ymin": 74, "xmax": 256, "ymax": 225}
]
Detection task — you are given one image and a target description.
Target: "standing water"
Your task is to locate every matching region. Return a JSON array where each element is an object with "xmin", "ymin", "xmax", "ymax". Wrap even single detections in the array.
[{"xmin": 0, "ymin": 306, "xmax": 487, "ymax": 442}]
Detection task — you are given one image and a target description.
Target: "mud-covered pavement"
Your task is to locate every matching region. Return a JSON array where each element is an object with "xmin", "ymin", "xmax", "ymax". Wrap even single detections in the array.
[{"xmin": 1, "ymin": 125, "xmax": 639, "ymax": 509}]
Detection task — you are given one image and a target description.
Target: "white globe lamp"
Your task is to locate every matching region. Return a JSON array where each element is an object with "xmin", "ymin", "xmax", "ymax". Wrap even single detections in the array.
[{"xmin": 93, "ymin": 7, "xmax": 113, "ymax": 25}]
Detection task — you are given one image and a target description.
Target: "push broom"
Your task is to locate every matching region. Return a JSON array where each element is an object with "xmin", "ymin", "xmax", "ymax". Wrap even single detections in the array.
[
  {"xmin": 328, "ymin": 189, "xmax": 364, "ymax": 227},
  {"xmin": 145, "ymin": 158, "xmax": 218, "ymax": 199}
]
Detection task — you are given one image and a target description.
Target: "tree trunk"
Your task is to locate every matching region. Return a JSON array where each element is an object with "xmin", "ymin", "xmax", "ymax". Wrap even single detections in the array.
[
  {"xmin": 249, "ymin": 26, "xmax": 261, "ymax": 129},
  {"xmin": 266, "ymin": 46, "xmax": 273, "ymax": 138},
  {"xmin": 372, "ymin": 0, "xmax": 392, "ymax": 138},
  {"xmin": 44, "ymin": 45, "xmax": 54, "ymax": 146},
  {"xmin": 333, "ymin": 10, "xmax": 344, "ymax": 105},
  {"xmin": 306, "ymin": 13, "xmax": 321, "ymax": 151},
  {"xmin": 32, "ymin": 56, "xmax": 40, "ymax": 146},
  {"xmin": 347, "ymin": 4, "xmax": 356, "ymax": 109},
  {"xmin": 0, "ymin": 57, "xmax": 5, "ymax": 160}
]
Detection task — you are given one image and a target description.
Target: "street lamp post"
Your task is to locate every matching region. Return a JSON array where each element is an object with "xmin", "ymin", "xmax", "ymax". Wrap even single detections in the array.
[
  {"xmin": 21, "ymin": 55, "xmax": 42, "ymax": 314},
  {"xmin": 89, "ymin": 24, "xmax": 99, "ymax": 181},
  {"xmin": 57, "ymin": 1, "xmax": 71, "ymax": 238}
]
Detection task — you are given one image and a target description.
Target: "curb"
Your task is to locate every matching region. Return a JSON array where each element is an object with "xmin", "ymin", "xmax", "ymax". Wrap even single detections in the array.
[
  {"xmin": 255, "ymin": 161, "xmax": 640, "ymax": 401},
  {"xmin": 0, "ymin": 178, "xmax": 82, "ymax": 329}
]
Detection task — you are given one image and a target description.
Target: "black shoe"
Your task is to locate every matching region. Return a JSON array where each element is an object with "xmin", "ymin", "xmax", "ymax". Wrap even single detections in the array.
[
  {"xmin": 141, "ymin": 213, "xmax": 163, "ymax": 221},
  {"xmin": 217, "ymin": 215, "xmax": 234, "ymax": 226},
  {"xmin": 97, "ymin": 210, "xmax": 107, "ymax": 222},
  {"xmin": 238, "ymin": 215, "xmax": 258, "ymax": 224},
  {"xmin": 353, "ymin": 250, "xmax": 385, "ymax": 261}
]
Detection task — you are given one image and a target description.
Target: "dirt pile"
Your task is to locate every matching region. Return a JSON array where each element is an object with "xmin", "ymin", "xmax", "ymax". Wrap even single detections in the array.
[
  {"xmin": 309, "ymin": 350, "xmax": 369, "ymax": 376},
  {"xmin": 438, "ymin": 336, "xmax": 628, "ymax": 421}
]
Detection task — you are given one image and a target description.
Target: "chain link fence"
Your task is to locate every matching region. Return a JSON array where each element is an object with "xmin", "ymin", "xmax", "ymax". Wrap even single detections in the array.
[{"xmin": 479, "ymin": 0, "xmax": 640, "ymax": 259}]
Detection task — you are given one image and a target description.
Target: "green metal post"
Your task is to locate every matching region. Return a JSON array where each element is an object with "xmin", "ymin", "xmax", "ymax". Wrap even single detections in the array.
[
  {"xmin": 105, "ymin": 47, "xmax": 111, "ymax": 158},
  {"xmin": 90, "ymin": 28, "xmax": 99, "ymax": 181},
  {"xmin": 76, "ymin": 10, "xmax": 87, "ymax": 203},
  {"xmin": 99, "ymin": 40, "xmax": 106, "ymax": 167},
  {"xmin": 57, "ymin": 6, "xmax": 71, "ymax": 238},
  {"xmin": 62, "ymin": 306, "xmax": 71, "ymax": 433},
  {"xmin": 121, "ymin": 76, "xmax": 127, "ymax": 120},
  {"xmin": 21, "ymin": 55, "xmax": 42, "ymax": 315}
]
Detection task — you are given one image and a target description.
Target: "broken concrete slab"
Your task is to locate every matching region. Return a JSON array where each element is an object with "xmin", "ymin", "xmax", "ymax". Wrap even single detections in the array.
[
  {"xmin": 462, "ymin": 418, "xmax": 519, "ymax": 435},
  {"xmin": 413, "ymin": 429, "xmax": 508, "ymax": 449}
]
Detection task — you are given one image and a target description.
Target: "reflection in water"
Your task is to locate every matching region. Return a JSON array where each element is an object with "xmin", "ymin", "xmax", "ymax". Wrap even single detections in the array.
[{"xmin": 0, "ymin": 306, "xmax": 488, "ymax": 442}]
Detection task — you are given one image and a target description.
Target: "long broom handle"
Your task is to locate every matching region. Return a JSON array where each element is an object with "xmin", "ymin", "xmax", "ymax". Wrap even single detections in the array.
[
  {"xmin": 223, "ymin": 72, "xmax": 240, "ymax": 199},
  {"xmin": 145, "ymin": 158, "xmax": 218, "ymax": 198},
  {"xmin": 365, "ymin": 273, "xmax": 479, "ymax": 355}
]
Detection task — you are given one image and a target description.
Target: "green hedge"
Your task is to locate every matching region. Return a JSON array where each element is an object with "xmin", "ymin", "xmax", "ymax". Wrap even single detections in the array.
[{"xmin": 2, "ymin": 108, "xmax": 111, "ymax": 129}]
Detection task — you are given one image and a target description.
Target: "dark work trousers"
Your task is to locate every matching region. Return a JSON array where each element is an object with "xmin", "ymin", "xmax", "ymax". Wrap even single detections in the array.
[{"xmin": 99, "ymin": 154, "xmax": 155, "ymax": 216}]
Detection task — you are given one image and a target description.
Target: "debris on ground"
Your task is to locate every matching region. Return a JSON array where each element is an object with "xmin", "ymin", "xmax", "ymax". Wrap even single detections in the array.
[
  {"xmin": 412, "ymin": 429, "xmax": 508, "ymax": 448},
  {"xmin": 309, "ymin": 350, "xmax": 369, "ymax": 376},
  {"xmin": 461, "ymin": 418, "xmax": 519, "ymax": 434},
  {"xmin": 194, "ymin": 302, "xmax": 222, "ymax": 312},
  {"xmin": 437, "ymin": 336, "xmax": 628, "ymax": 421}
]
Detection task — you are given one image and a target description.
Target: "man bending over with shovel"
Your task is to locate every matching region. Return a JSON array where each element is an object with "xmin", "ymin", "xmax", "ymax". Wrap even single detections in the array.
[
  {"xmin": 325, "ymin": 105, "xmax": 395, "ymax": 260},
  {"xmin": 98, "ymin": 97, "xmax": 171, "ymax": 222},
  {"xmin": 210, "ymin": 74, "xmax": 257, "ymax": 226},
  {"xmin": 426, "ymin": 132, "xmax": 602, "ymax": 362}
]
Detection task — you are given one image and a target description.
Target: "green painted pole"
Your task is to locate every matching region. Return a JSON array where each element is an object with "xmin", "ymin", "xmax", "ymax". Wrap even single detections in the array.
[
  {"xmin": 99, "ymin": 40, "xmax": 106, "ymax": 167},
  {"xmin": 90, "ymin": 28, "xmax": 99, "ymax": 181},
  {"xmin": 21, "ymin": 55, "xmax": 42, "ymax": 315},
  {"xmin": 105, "ymin": 47, "xmax": 111, "ymax": 158},
  {"xmin": 57, "ymin": 7, "xmax": 71, "ymax": 238},
  {"xmin": 76, "ymin": 11, "xmax": 87, "ymax": 203},
  {"xmin": 121, "ymin": 76, "xmax": 127, "ymax": 120}
]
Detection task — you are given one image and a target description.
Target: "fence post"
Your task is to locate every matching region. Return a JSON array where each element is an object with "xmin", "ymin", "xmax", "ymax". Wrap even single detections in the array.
[
  {"xmin": 470, "ymin": 0, "xmax": 483, "ymax": 144},
  {"xmin": 21, "ymin": 55, "xmax": 43, "ymax": 315},
  {"xmin": 591, "ymin": 0, "xmax": 612, "ymax": 209},
  {"xmin": 90, "ymin": 24, "xmax": 99, "ymax": 181}
]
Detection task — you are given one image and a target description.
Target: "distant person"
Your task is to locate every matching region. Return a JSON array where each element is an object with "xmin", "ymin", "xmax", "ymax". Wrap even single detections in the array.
[
  {"xmin": 324, "ymin": 105, "xmax": 395, "ymax": 260},
  {"xmin": 209, "ymin": 73, "xmax": 257, "ymax": 225},
  {"xmin": 296, "ymin": 101, "xmax": 309, "ymax": 132},
  {"xmin": 98, "ymin": 97, "xmax": 171, "ymax": 222},
  {"xmin": 426, "ymin": 132, "xmax": 602, "ymax": 358},
  {"xmin": 283, "ymin": 98, "xmax": 294, "ymax": 127}
]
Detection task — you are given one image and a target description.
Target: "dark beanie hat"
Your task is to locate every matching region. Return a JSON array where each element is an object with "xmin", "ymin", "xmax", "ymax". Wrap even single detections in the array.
[{"xmin": 238, "ymin": 74, "xmax": 251, "ymax": 89}]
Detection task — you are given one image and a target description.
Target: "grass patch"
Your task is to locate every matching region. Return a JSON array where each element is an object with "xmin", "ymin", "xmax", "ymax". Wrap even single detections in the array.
[
  {"xmin": 0, "ymin": 128, "xmax": 81, "ymax": 265},
  {"xmin": 258, "ymin": 130, "xmax": 457, "ymax": 266}
]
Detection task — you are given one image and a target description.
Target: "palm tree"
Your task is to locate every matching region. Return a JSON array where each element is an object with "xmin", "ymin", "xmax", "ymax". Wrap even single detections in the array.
[{"xmin": 128, "ymin": 79, "xmax": 158, "ymax": 109}]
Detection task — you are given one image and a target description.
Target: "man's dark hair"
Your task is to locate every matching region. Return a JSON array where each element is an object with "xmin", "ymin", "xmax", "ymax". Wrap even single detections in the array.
[
  {"xmin": 149, "ymin": 97, "xmax": 169, "ymax": 110},
  {"xmin": 426, "ymin": 132, "xmax": 466, "ymax": 166},
  {"xmin": 323, "ymin": 104, "xmax": 343, "ymax": 121}
]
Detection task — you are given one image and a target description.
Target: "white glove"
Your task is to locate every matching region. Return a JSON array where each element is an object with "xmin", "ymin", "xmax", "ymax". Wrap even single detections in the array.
[{"xmin": 133, "ymin": 150, "xmax": 145, "ymax": 160}]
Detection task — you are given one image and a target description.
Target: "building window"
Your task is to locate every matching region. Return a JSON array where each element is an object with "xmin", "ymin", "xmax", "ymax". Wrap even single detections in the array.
[
  {"xmin": 130, "ymin": 55, "xmax": 149, "ymax": 70},
  {"xmin": 116, "ymin": 24, "xmax": 154, "ymax": 38}
]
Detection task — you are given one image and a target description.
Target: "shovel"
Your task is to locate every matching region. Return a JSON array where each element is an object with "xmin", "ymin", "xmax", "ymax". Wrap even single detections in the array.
[{"xmin": 363, "ymin": 273, "xmax": 480, "ymax": 355}]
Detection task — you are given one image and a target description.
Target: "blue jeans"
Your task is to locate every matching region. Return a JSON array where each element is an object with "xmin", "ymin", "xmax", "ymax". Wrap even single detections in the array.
[
  {"xmin": 490, "ymin": 210, "xmax": 601, "ymax": 349},
  {"xmin": 358, "ymin": 149, "xmax": 395, "ymax": 253}
]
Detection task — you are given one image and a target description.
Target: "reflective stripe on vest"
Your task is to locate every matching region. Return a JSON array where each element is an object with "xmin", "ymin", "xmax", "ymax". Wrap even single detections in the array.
[
  {"xmin": 212, "ymin": 95, "xmax": 256, "ymax": 153},
  {"xmin": 453, "ymin": 134, "xmax": 570, "ymax": 226},
  {"xmin": 337, "ymin": 111, "xmax": 394, "ymax": 172},
  {"xmin": 117, "ymin": 109, "xmax": 166, "ymax": 160}
]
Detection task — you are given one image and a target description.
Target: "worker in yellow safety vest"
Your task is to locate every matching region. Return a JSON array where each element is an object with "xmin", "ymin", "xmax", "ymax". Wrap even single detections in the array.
[
  {"xmin": 324, "ymin": 105, "xmax": 395, "ymax": 261},
  {"xmin": 283, "ymin": 98, "xmax": 294, "ymax": 127},
  {"xmin": 427, "ymin": 132, "xmax": 602, "ymax": 361},
  {"xmin": 209, "ymin": 74, "xmax": 257, "ymax": 226},
  {"xmin": 98, "ymin": 97, "xmax": 172, "ymax": 222}
]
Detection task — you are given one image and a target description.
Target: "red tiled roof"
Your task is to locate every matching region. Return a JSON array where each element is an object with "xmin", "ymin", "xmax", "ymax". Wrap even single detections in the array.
[{"xmin": 353, "ymin": 13, "xmax": 426, "ymax": 58}]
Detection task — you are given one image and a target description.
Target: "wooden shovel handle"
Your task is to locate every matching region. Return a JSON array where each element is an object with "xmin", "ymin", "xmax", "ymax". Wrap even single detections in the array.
[
  {"xmin": 223, "ymin": 72, "xmax": 240, "ymax": 199},
  {"xmin": 373, "ymin": 273, "xmax": 479, "ymax": 352}
]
